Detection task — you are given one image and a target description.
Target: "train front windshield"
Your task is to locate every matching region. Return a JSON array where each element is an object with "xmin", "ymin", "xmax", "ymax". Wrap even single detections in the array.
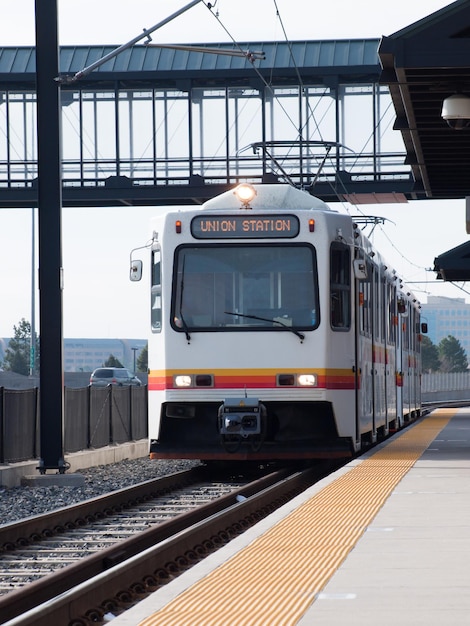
[{"xmin": 171, "ymin": 243, "xmax": 319, "ymax": 332}]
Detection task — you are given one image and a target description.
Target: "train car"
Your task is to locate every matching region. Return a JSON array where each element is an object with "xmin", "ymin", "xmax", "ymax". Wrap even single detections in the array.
[{"xmin": 130, "ymin": 183, "xmax": 425, "ymax": 464}]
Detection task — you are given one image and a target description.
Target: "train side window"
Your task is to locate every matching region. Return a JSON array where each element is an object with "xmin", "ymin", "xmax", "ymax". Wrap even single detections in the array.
[
  {"xmin": 330, "ymin": 242, "xmax": 351, "ymax": 330},
  {"xmin": 387, "ymin": 282, "xmax": 397, "ymax": 344},
  {"xmin": 358, "ymin": 259, "xmax": 373, "ymax": 337},
  {"xmin": 151, "ymin": 248, "xmax": 162, "ymax": 332}
]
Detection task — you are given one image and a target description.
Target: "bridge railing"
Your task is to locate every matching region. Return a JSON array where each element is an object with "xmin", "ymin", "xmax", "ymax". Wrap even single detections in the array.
[{"xmin": 0, "ymin": 151, "xmax": 410, "ymax": 191}]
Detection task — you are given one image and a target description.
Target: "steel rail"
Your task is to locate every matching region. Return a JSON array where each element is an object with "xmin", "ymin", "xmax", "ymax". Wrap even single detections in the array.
[
  {"xmin": 422, "ymin": 399, "xmax": 470, "ymax": 413},
  {"xmin": 0, "ymin": 467, "xmax": 203, "ymax": 549},
  {"xmin": 1, "ymin": 467, "xmax": 318, "ymax": 625}
]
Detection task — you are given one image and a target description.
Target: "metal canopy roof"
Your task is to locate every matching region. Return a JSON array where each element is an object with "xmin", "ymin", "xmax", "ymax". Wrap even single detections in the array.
[
  {"xmin": 379, "ymin": 0, "xmax": 470, "ymax": 200},
  {"xmin": 0, "ymin": 39, "xmax": 381, "ymax": 88},
  {"xmin": 434, "ymin": 240, "xmax": 470, "ymax": 280}
]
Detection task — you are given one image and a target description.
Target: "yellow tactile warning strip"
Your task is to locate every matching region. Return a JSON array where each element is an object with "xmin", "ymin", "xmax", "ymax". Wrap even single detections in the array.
[{"xmin": 140, "ymin": 410, "xmax": 455, "ymax": 626}]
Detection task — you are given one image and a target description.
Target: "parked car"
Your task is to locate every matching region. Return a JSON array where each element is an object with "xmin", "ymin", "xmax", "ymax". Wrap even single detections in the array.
[{"xmin": 89, "ymin": 367, "xmax": 142, "ymax": 387}]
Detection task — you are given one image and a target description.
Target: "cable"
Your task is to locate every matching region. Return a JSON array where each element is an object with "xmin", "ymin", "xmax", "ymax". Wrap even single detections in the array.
[{"xmin": 203, "ymin": 3, "xmax": 311, "ymax": 148}]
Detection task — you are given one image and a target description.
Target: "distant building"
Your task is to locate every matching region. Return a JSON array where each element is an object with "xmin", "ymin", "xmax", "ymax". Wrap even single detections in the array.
[
  {"xmin": 0, "ymin": 338, "xmax": 147, "ymax": 372},
  {"xmin": 63, "ymin": 338, "xmax": 147, "ymax": 372},
  {"xmin": 421, "ymin": 296, "xmax": 470, "ymax": 359}
]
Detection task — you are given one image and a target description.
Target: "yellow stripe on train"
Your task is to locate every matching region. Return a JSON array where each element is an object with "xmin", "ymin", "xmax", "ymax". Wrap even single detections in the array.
[{"xmin": 148, "ymin": 368, "xmax": 356, "ymax": 390}]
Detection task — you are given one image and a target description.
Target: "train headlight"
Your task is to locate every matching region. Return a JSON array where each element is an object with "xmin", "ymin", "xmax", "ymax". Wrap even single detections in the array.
[
  {"xmin": 298, "ymin": 374, "xmax": 317, "ymax": 386},
  {"xmin": 174, "ymin": 374, "xmax": 192, "ymax": 387},
  {"xmin": 277, "ymin": 373, "xmax": 317, "ymax": 386},
  {"xmin": 173, "ymin": 374, "xmax": 214, "ymax": 388},
  {"xmin": 234, "ymin": 183, "xmax": 257, "ymax": 208}
]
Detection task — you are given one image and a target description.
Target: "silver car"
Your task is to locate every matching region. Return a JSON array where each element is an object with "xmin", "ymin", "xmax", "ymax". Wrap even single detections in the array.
[{"xmin": 89, "ymin": 367, "xmax": 142, "ymax": 387}]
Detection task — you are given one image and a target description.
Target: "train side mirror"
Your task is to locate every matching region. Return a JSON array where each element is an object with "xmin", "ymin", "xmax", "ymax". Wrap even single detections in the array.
[
  {"xmin": 421, "ymin": 322, "xmax": 428, "ymax": 334},
  {"xmin": 353, "ymin": 259, "xmax": 367, "ymax": 280},
  {"xmin": 130, "ymin": 259, "xmax": 143, "ymax": 282}
]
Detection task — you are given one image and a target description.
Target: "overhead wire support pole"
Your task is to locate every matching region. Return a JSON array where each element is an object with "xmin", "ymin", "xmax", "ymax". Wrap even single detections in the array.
[
  {"xmin": 35, "ymin": 0, "xmax": 65, "ymax": 473},
  {"xmin": 57, "ymin": 0, "xmax": 204, "ymax": 83}
]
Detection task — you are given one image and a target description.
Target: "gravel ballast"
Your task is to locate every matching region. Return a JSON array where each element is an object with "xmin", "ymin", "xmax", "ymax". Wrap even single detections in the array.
[{"xmin": 0, "ymin": 458, "xmax": 200, "ymax": 525}]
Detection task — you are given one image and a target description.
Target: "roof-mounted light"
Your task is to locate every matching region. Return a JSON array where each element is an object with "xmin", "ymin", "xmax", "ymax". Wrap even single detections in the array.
[{"xmin": 234, "ymin": 183, "xmax": 257, "ymax": 208}]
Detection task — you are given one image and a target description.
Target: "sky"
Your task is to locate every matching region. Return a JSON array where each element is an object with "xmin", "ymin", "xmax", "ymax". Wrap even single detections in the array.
[{"xmin": 0, "ymin": 0, "xmax": 465, "ymax": 339}]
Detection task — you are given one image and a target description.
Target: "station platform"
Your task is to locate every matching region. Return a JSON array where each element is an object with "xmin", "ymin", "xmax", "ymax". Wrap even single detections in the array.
[{"xmin": 111, "ymin": 408, "xmax": 470, "ymax": 625}]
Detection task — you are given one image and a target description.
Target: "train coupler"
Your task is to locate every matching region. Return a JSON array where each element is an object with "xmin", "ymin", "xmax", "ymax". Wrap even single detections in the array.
[{"xmin": 218, "ymin": 397, "xmax": 266, "ymax": 437}]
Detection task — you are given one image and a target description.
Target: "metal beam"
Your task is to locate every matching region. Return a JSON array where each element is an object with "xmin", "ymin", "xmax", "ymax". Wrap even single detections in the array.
[
  {"xmin": 35, "ymin": 0, "xmax": 65, "ymax": 473},
  {"xmin": 59, "ymin": 0, "xmax": 204, "ymax": 83}
]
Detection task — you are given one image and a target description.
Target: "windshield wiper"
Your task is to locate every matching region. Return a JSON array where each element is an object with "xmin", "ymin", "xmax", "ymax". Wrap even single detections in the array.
[
  {"xmin": 177, "ymin": 255, "xmax": 191, "ymax": 342},
  {"xmin": 224, "ymin": 311, "xmax": 305, "ymax": 342}
]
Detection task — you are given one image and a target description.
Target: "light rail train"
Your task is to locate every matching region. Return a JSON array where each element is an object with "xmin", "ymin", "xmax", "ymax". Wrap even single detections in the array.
[{"xmin": 130, "ymin": 183, "xmax": 425, "ymax": 464}]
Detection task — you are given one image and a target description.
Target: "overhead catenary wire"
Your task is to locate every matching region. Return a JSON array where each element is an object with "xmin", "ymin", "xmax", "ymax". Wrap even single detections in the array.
[
  {"xmin": 203, "ymin": 1, "xmax": 303, "ymax": 138},
  {"xmin": 263, "ymin": 2, "xmax": 462, "ymax": 298},
  {"xmin": 204, "ymin": 1, "xmax": 369, "ymax": 206}
]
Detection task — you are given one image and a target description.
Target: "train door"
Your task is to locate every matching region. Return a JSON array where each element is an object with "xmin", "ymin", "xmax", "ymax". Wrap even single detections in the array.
[
  {"xmin": 400, "ymin": 297, "xmax": 412, "ymax": 421},
  {"xmin": 416, "ymin": 309, "xmax": 423, "ymax": 412},
  {"xmin": 395, "ymin": 296, "xmax": 405, "ymax": 428},
  {"xmin": 373, "ymin": 270, "xmax": 387, "ymax": 435},
  {"xmin": 416, "ymin": 310, "xmax": 423, "ymax": 413},
  {"xmin": 409, "ymin": 306, "xmax": 421, "ymax": 416},
  {"xmin": 355, "ymin": 256, "xmax": 374, "ymax": 443},
  {"xmin": 330, "ymin": 241, "xmax": 354, "ymax": 445},
  {"xmin": 385, "ymin": 280, "xmax": 398, "ymax": 430}
]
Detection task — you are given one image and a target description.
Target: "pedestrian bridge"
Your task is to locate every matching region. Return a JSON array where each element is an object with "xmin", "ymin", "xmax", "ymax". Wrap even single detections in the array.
[{"xmin": 0, "ymin": 39, "xmax": 414, "ymax": 208}]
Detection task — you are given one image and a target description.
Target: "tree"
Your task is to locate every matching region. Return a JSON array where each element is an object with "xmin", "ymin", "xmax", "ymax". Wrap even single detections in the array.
[
  {"xmin": 136, "ymin": 343, "xmax": 148, "ymax": 372},
  {"xmin": 421, "ymin": 335, "xmax": 441, "ymax": 372},
  {"xmin": 2, "ymin": 318, "xmax": 39, "ymax": 375},
  {"xmin": 104, "ymin": 354, "xmax": 124, "ymax": 367},
  {"xmin": 438, "ymin": 335, "xmax": 468, "ymax": 372}
]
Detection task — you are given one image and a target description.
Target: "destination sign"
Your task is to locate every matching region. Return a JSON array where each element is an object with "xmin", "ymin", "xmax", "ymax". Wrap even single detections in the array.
[{"xmin": 191, "ymin": 214, "xmax": 300, "ymax": 239}]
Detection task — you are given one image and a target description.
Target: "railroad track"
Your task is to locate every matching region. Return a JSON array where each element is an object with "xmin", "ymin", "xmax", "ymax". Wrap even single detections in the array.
[
  {"xmin": 0, "ymin": 464, "xmax": 322, "ymax": 625},
  {"xmin": 0, "ymin": 467, "xmax": 244, "ymax": 592}
]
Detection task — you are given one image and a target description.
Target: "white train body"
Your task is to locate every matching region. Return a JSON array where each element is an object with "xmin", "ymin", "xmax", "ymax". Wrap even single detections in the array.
[{"xmin": 133, "ymin": 184, "xmax": 422, "ymax": 462}]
